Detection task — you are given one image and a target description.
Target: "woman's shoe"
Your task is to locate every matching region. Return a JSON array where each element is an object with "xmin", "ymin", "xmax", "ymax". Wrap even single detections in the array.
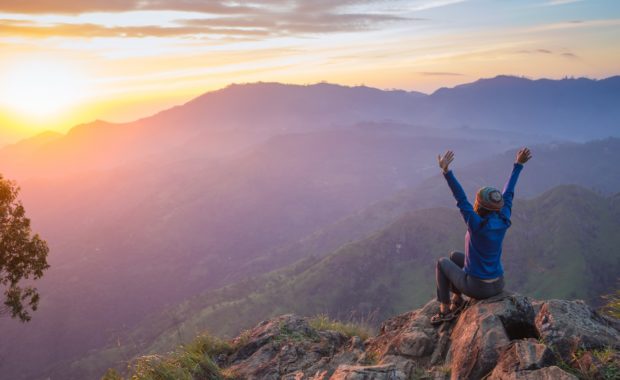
[
  {"xmin": 430, "ymin": 310, "xmax": 455, "ymax": 326},
  {"xmin": 450, "ymin": 296, "xmax": 466, "ymax": 315}
]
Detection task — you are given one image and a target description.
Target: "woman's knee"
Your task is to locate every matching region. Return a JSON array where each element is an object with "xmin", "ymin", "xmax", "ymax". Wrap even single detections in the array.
[{"xmin": 437, "ymin": 257, "xmax": 450, "ymax": 271}]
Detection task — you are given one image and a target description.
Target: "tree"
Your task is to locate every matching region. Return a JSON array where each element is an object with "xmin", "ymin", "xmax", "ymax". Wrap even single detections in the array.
[{"xmin": 0, "ymin": 175, "xmax": 49, "ymax": 322}]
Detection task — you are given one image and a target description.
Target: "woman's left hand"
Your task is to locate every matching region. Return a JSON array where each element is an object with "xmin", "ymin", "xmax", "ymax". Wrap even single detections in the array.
[{"xmin": 438, "ymin": 150, "xmax": 455, "ymax": 173}]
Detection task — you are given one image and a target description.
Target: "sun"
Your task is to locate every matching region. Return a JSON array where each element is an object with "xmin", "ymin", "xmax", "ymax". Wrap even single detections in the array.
[{"xmin": 0, "ymin": 59, "xmax": 89, "ymax": 120}]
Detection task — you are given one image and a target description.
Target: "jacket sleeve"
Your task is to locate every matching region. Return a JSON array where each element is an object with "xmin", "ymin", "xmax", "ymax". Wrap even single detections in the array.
[
  {"xmin": 443, "ymin": 170, "xmax": 481, "ymax": 231},
  {"xmin": 500, "ymin": 163, "xmax": 524, "ymax": 219}
]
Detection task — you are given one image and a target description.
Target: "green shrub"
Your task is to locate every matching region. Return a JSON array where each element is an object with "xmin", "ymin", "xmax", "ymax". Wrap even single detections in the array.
[
  {"xmin": 130, "ymin": 352, "xmax": 222, "ymax": 380},
  {"xmin": 101, "ymin": 368, "xmax": 123, "ymax": 380},
  {"xmin": 601, "ymin": 290, "xmax": 620, "ymax": 319},
  {"xmin": 102, "ymin": 332, "xmax": 232, "ymax": 380},
  {"xmin": 309, "ymin": 314, "xmax": 373, "ymax": 341},
  {"xmin": 183, "ymin": 334, "xmax": 233, "ymax": 358}
]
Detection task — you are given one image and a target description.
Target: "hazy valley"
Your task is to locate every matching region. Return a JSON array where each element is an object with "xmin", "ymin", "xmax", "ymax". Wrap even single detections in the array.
[{"xmin": 0, "ymin": 76, "xmax": 619, "ymax": 379}]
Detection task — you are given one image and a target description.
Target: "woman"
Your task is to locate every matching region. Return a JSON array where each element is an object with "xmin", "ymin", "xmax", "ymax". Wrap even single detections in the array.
[{"xmin": 431, "ymin": 148, "xmax": 532, "ymax": 325}]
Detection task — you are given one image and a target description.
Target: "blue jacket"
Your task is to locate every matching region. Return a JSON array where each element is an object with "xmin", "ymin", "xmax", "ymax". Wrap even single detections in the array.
[{"xmin": 443, "ymin": 163, "xmax": 523, "ymax": 279}]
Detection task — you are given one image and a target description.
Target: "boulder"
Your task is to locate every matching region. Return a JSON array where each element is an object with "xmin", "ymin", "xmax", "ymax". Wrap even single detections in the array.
[
  {"xmin": 329, "ymin": 364, "xmax": 398, "ymax": 380},
  {"xmin": 366, "ymin": 299, "xmax": 446, "ymax": 366},
  {"xmin": 448, "ymin": 292, "xmax": 537, "ymax": 380},
  {"xmin": 535, "ymin": 299, "xmax": 620, "ymax": 362},
  {"xmin": 487, "ymin": 365, "xmax": 578, "ymax": 380},
  {"xmin": 489, "ymin": 339, "xmax": 555, "ymax": 378},
  {"xmin": 388, "ymin": 330, "xmax": 433, "ymax": 358},
  {"xmin": 227, "ymin": 314, "xmax": 357, "ymax": 379}
]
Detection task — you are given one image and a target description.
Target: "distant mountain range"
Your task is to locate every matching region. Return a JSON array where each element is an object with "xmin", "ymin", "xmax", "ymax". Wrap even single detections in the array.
[
  {"xmin": 0, "ymin": 76, "xmax": 619, "ymax": 380},
  {"xmin": 2, "ymin": 75, "xmax": 619, "ymax": 179}
]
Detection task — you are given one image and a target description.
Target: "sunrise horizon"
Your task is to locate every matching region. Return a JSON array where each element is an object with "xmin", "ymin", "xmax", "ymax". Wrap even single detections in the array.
[{"xmin": 1, "ymin": 0, "xmax": 619, "ymax": 144}]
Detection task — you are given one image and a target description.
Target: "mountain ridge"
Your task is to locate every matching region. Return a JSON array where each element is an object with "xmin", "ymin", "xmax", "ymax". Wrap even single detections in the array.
[{"xmin": 3, "ymin": 74, "xmax": 619, "ymax": 178}]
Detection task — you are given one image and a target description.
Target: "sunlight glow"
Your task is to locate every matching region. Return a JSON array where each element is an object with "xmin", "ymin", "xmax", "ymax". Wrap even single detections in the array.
[{"xmin": 0, "ymin": 59, "xmax": 89, "ymax": 120}]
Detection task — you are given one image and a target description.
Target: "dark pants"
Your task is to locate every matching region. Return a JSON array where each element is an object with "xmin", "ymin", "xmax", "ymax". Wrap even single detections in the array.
[{"xmin": 435, "ymin": 251, "xmax": 505, "ymax": 304}]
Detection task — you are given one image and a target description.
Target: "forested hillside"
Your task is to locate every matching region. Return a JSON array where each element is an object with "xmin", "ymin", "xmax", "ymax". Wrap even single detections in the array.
[{"xmin": 70, "ymin": 185, "xmax": 620, "ymax": 379}]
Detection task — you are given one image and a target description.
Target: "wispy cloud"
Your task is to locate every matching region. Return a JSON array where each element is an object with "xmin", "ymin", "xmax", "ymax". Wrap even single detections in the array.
[
  {"xmin": 0, "ymin": 15, "xmax": 409, "ymax": 39},
  {"xmin": 545, "ymin": 0, "xmax": 583, "ymax": 6},
  {"xmin": 0, "ymin": 1, "xmax": 419, "ymax": 38},
  {"xmin": 0, "ymin": 1, "xmax": 264, "ymax": 15},
  {"xmin": 516, "ymin": 48, "xmax": 580, "ymax": 59},
  {"xmin": 560, "ymin": 52, "xmax": 579, "ymax": 59},
  {"xmin": 0, "ymin": 0, "xmax": 467, "ymax": 15},
  {"xmin": 524, "ymin": 18, "xmax": 620, "ymax": 32}
]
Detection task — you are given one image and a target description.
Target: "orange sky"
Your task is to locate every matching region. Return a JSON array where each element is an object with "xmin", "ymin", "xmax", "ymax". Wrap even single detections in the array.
[{"xmin": 0, "ymin": 0, "xmax": 619, "ymax": 143}]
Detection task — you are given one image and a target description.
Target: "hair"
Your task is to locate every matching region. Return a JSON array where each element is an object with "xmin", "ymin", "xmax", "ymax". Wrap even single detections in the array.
[{"xmin": 474, "ymin": 204, "xmax": 492, "ymax": 217}]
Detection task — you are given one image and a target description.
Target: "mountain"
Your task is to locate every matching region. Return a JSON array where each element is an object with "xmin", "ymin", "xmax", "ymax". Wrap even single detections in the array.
[
  {"xmin": 111, "ymin": 294, "xmax": 620, "ymax": 380},
  {"xmin": 68, "ymin": 185, "xmax": 620, "ymax": 379},
  {"xmin": 3, "ymin": 76, "xmax": 619, "ymax": 179},
  {"xmin": 0, "ymin": 84, "xmax": 426, "ymax": 180},
  {"xmin": 419, "ymin": 75, "xmax": 620, "ymax": 140},
  {"xmin": 243, "ymin": 137, "xmax": 620, "ymax": 274}
]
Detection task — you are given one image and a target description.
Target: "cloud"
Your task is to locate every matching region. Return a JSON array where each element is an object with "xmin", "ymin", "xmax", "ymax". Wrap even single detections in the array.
[
  {"xmin": 0, "ymin": 21, "xmax": 272, "ymax": 38},
  {"xmin": 0, "ymin": 13, "xmax": 408, "ymax": 39},
  {"xmin": 0, "ymin": 1, "xmax": 418, "ymax": 38},
  {"xmin": 0, "ymin": 0, "xmax": 409, "ymax": 15},
  {"xmin": 179, "ymin": 12, "xmax": 409, "ymax": 34},
  {"xmin": 515, "ymin": 48, "xmax": 580, "ymax": 60},
  {"xmin": 0, "ymin": 1, "xmax": 262, "ymax": 15},
  {"xmin": 545, "ymin": 0, "xmax": 583, "ymax": 5},
  {"xmin": 560, "ymin": 52, "xmax": 579, "ymax": 59}
]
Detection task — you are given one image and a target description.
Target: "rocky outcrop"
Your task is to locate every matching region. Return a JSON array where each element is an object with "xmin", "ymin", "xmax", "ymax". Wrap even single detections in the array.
[
  {"xmin": 207, "ymin": 292, "xmax": 619, "ymax": 380},
  {"xmin": 535, "ymin": 299, "xmax": 620, "ymax": 362},
  {"xmin": 221, "ymin": 314, "xmax": 362, "ymax": 379}
]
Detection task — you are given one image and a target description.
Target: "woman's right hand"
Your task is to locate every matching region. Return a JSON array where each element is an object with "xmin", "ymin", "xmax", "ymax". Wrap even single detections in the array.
[{"xmin": 438, "ymin": 150, "xmax": 455, "ymax": 174}]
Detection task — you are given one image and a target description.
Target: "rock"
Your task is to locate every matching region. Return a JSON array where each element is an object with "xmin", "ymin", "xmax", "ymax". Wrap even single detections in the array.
[
  {"xmin": 229, "ymin": 314, "xmax": 316, "ymax": 362},
  {"xmin": 489, "ymin": 340, "xmax": 555, "ymax": 378},
  {"xmin": 448, "ymin": 292, "xmax": 537, "ymax": 380},
  {"xmin": 487, "ymin": 365, "xmax": 578, "ymax": 380},
  {"xmin": 195, "ymin": 294, "xmax": 619, "ymax": 380},
  {"xmin": 378, "ymin": 355, "xmax": 416, "ymax": 379},
  {"xmin": 329, "ymin": 364, "xmax": 398, "ymax": 380},
  {"xmin": 366, "ymin": 299, "xmax": 444, "ymax": 366},
  {"xmin": 389, "ymin": 330, "xmax": 433, "ymax": 357},
  {"xmin": 534, "ymin": 299, "xmax": 620, "ymax": 362},
  {"xmin": 226, "ymin": 314, "xmax": 357, "ymax": 379}
]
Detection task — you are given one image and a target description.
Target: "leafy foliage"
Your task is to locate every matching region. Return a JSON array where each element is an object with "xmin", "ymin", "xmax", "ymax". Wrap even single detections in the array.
[{"xmin": 0, "ymin": 175, "xmax": 49, "ymax": 322}]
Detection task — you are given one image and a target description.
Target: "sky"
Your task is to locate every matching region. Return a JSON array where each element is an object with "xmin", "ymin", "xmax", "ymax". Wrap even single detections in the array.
[{"xmin": 0, "ymin": 0, "xmax": 618, "ymax": 142}]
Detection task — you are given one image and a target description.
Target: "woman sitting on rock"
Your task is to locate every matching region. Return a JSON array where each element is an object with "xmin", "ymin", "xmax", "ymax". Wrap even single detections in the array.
[{"xmin": 431, "ymin": 148, "xmax": 532, "ymax": 325}]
